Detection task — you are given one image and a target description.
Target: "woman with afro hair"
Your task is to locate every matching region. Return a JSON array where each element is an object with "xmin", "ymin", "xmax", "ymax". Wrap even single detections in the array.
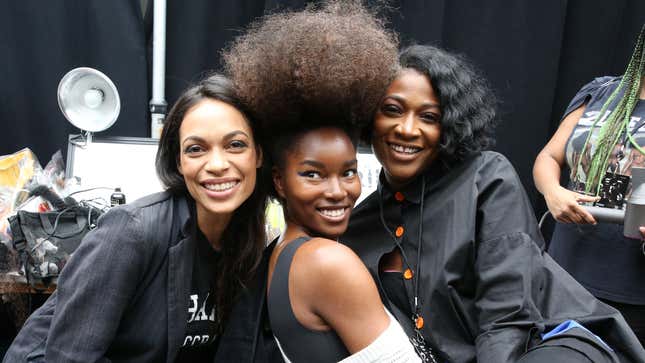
[
  {"xmin": 341, "ymin": 44, "xmax": 645, "ymax": 362},
  {"xmin": 224, "ymin": 1, "xmax": 422, "ymax": 362}
]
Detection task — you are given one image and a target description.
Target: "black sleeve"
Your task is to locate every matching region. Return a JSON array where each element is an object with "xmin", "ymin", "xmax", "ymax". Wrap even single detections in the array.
[
  {"xmin": 471, "ymin": 153, "xmax": 645, "ymax": 362},
  {"xmin": 471, "ymin": 153, "xmax": 547, "ymax": 362}
]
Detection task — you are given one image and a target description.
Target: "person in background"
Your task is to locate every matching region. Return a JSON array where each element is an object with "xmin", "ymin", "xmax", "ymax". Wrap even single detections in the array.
[
  {"xmin": 342, "ymin": 44, "xmax": 645, "ymax": 362},
  {"xmin": 224, "ymin": 2, "xmax": 421, "ymax": 362},
  {"xmin": 534, "ymin": 25, "xmax": 645, "ymax": 347},
  {"xmin": 624, "ymin": 138, "xmax": 645, "ymax": 176},
  {"xmin": 4, "ymin": 75, "xmax": 280, "ymax": 362}
]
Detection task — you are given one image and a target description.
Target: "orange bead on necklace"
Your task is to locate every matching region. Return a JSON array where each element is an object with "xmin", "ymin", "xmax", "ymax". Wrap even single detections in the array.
[
  {"xmin": 403, "ymin": 268, "xmax": 413, "ymax": 280},
  {"xmin": 378, "ymin": 177, "xmax": 437, "ymax": 362},
  {"xmin": 415, "ymin": 315, "xmax": 425, "ymax": 329}
]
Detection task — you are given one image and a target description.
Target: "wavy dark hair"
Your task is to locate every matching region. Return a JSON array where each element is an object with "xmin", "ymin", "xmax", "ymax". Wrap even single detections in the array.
[
  {"xmin": 155, "ymin": 74, "xmax": 268, "ymax": 331},
  {"xmin": 364, "ymin": 45, "xmax": 497, "ymax": 164},
  {"xmin": 223, "ymin": 0, "xmax": 399, "ymax": 199}
]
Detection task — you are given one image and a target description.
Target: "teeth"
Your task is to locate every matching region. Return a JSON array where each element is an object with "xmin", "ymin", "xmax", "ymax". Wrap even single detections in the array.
[
  {"xmin": 390, "ymin": 144, "xmax": 420, "ymax": 154},
  {"xmin": 319, "ymin": 208, "xmax": 345, "ymax": 217},
  {"xmin": 204, "ymin": 181, "xmax": 237, "ymax": 191}
]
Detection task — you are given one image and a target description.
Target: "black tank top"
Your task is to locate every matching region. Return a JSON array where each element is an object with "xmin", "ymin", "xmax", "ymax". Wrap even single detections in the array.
[{"xmin": 267, "ymin": 236, "xmax": 349, "ymax": 363}]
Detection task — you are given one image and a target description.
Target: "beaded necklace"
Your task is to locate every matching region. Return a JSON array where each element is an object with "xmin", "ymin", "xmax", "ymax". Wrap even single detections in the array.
[{"xmin": 378, "ymin": 175, "xmax": 438, "ymax": 363}]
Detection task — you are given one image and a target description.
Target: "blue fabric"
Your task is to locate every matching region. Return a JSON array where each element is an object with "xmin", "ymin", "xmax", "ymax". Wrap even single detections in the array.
[{"xmin": 542, "ymin": 320, "xmax": 613, "ymax": 352}]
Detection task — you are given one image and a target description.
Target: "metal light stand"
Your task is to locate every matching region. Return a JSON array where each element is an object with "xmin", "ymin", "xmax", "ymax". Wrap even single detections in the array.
[{"xmin": 149, "ymin": 0, "xmax": 167, "ymax": 139}]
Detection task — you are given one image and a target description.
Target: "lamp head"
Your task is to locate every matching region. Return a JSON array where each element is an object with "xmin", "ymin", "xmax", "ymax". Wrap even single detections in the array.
[{"xmin": 57, "ymin": 67, "xmax": 120, "ymax": 133}]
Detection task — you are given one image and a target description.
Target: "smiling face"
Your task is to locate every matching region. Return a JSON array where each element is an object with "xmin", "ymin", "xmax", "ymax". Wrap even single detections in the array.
[
  {"xmin": 178, "ymin": 99, "xmax": 261, "ymax": 229},
  {"xmin": 371, "ymin": 68, "xmax": 442, "ymax": 189},
  {"xmin": 273, "ymin": 127, "xmax": 361, "ymax": 239}
]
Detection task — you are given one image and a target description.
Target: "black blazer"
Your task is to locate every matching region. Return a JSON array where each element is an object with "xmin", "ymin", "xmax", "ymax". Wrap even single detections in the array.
[{"xmin": 4, "ymin": 192, "xmax": 281, "ymax": 363}]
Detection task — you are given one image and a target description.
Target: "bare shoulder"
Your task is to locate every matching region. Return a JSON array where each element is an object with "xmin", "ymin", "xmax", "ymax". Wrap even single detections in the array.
[
  {"xmin": 291, "ymin": 237, "xmax": 376, "ymax": 304},
  {"xmin": 290, "ymin": 236, "xmax": 388, "ymax": 349},
  {"xmin": 294, "ymin": 237, "xmax": 366, "ymax": 274}
]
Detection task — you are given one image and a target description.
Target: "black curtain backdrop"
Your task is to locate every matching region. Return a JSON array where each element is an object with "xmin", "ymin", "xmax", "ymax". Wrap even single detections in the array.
[
  {"xmin": 1, "ymin": 0, "xmax": 644, "ymax": 217},
  {"xmin": 0, "ymin": 0, "xmax": 148, "ymax": 163}
]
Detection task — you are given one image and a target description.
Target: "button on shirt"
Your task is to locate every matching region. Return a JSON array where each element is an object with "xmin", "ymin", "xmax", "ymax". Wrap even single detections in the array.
[{"xmin": 342, "ymin": 151, "xmax": 645, "ymax": 363}]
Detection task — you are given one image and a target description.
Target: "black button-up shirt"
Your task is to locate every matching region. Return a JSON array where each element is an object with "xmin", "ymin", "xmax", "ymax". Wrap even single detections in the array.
[{"xmin": 342, "ymin": 151, "xmax": 645, "ymax": 363}]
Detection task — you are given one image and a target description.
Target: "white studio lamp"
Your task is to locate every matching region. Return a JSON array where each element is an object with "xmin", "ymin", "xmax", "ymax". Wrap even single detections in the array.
[{"xmin": 57, "ymin": 67, "xmax": 121, "ymax": 145}]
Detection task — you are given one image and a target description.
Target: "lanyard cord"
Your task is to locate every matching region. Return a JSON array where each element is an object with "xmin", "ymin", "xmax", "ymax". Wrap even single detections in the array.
[
  {"xmin": 377, "ymin": 175, "xmax": 425, "ymax": 316},
  {"xmin": 415, "ymin": 179, "xmax": 425, "ymax": 312}
]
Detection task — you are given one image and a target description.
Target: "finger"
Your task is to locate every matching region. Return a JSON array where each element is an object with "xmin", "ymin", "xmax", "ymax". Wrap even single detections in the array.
[
  {"xmin": 578, "ymin": 209, "xmax": 597, "ymax": 225},
  {"xmin": 569, "ymin": 212, "xmax": 585, "ymax": 224},
  {"xmin": 639, "ymin": 226, "xmax": 645, "ymax": 239},
  {"xmin": 555, "ymin": 213, "xmax": 574, "ymax": 224},
  {"xmin": 553, "ymin": 206, "xmax": 582, "ymax": 224},
  {"xmin": 551, "ymin": 212, "xmax": 566, "ymax": 223},
  {"xmin": 554, "ymin": 215, "xmax": 569, "ymax": 223},
  {"xmin": 562, "ymin": 204, "xmax": 587, "ymax": 224},
  {"xmin": 575, "ymin": 193, "xmax": 600, "ymax": 203},
  {"xmin": 569, "ymin": 204, "xmax": 597, "ymax": 224}
]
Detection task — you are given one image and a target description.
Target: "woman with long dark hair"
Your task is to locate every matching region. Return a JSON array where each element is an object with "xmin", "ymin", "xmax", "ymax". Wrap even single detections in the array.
[
  {"xmin": 342, "ymin": 44, "xmax": 645, "ymax": 362},
  {"xmin": 5, "ymin": 74, "xmax": 273, "ymax": 362}
]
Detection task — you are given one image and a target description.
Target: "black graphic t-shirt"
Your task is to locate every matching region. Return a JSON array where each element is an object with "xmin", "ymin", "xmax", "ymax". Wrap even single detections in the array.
[
  {"xmin": 549, "ymin": 76, "xmax": 645, "ymax": 304},
  {"xmin": 564, "ymin": 76, "xmax": 645, "ymax": 186},
  {"xmin": 175, "ymin": 230, "xmax": 220, "ymax": 363}
]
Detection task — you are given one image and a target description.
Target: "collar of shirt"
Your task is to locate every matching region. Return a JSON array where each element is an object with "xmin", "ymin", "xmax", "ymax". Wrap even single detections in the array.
[
  {"xmin": 378, "ymin": 161, "xmax": 447, "ymax": 204},
  {"xmin": 175, "ymin": 193, "xmax": 194, "ymax": 239}
]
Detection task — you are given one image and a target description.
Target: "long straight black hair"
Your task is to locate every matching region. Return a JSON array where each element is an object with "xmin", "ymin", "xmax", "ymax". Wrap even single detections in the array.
[{"xmin": 156, "ymin": 74, "xmax": 268, "ymax": 331}]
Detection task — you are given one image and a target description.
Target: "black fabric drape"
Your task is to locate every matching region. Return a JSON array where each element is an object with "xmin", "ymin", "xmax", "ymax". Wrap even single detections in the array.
[
  {"xmin": 1, "ymin": 0, "xmax": 643, "ymax": 216},
  {"xmin": 145, "ymin": 1, "xmax": 266, "ymax": 107},
  {"xmin": 152, "ymin": 0, "xmax": 643, "ymax": 219},
  {"xmin": 411, "ymin": 0, "xmax": 569, "ymax": 220},
  {"xmin": 0, "ymin": 0, "xmax": 148, "ymax": 164}
]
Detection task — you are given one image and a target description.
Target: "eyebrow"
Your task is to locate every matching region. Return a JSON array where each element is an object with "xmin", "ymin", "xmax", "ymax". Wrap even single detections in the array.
[
  {"xmin": 181, "ymin": 130, "xmax": 250, "ymax": 145},
  {"xmin": 300, "ymin": 160, "xmax": 325, "ymax": 168},
  {"xmin": 299, "ymin": 159, "xmax": 357, "ymax": 168},
  {"xmin": 181, "ymin": 136, "xmax": 205, "ymax": 146},
  {"xmin": 384, "ymin": 95, "xmax": 441, "ymax": 110},
  {"xmin": 344, "ymin": 159, "xmax": 358, "ymax": 167},
  {"xmin": 223, "ymin": 130, "xmax": 250, "ymax": 139}
]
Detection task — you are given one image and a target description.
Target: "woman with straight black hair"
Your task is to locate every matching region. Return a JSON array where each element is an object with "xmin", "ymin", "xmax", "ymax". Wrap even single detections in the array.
[
  {"xmin": 342, "ymin": 44, "xmax": 645, "ymax": 363},
  {"xmin": 4, "ymin": 74, "xmax": 278, "ymax": 363}
]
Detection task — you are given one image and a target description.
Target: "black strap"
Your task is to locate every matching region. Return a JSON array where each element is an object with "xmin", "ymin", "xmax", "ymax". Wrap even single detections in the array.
[{"xmin": 8, "ymin": 214, "xmax": 26, "ymax": 252}]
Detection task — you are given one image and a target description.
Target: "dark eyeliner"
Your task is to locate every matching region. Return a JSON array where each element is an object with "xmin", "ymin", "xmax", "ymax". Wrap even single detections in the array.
[
  {"xmin": 183, "ymin": 145, "xmax": 199, "ymax": 153},
  {"xmin": 297, "ymin": 170, "xmax": 319, "ymax": 178}
]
